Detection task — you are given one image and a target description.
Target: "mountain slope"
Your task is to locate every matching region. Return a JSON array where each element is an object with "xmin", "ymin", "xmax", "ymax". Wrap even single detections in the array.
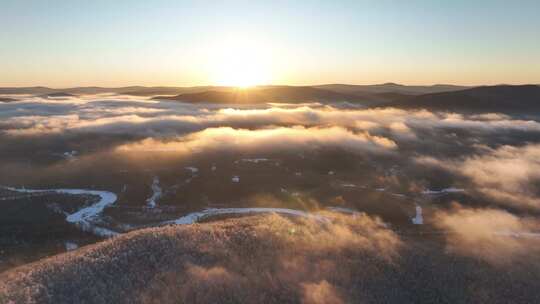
[
  {"xmin": 382, "ymin": 85, "xmax": 540, "ymax": 113},
  {"xmin": 316, "ymin": 83, "xmax": 469, "ymax": 95},
  {"xmin": 0, "ymin": 83, "xmax": 469, "ymax": 100},
  {"xmin": 0, "ymin": 97, "xmax": 17, "ymax": 102},
  {"xmin": 39, "ymin": 92, "xmax": 77, "ymax": 98},
  {"xmin": 0, "ymin": 214, "xmax": 400, "ymax": 303},
  {"xmin": 153, "ymin": 86, "xmax": 383, "ymax": 104},
  {"xmin": 0, "ymin": 86, "xmax": 194, "ymax": 96},
  {"xmin": 154, "ymin": 90, "xmax": 266, "ymax": 103},
  {"xmin": 2, "ymin": 213, "xmax": 539, "ymax": 304}
]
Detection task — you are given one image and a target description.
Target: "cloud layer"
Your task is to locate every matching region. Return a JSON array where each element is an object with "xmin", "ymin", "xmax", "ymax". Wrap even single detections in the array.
[{"xmin": 3, "ymin": 95, "xmax": 540, "ymax": 139}]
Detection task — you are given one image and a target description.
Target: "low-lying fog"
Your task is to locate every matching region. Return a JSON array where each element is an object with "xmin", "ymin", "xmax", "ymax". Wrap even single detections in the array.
[{"xmin": 1, "ymin": 94, "xmax": 540, "ymax": 272}]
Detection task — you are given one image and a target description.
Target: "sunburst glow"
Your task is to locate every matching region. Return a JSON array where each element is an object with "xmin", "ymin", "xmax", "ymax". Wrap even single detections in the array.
[{"xmin": 205, "ymin": 35, "xmax": 273, "ymax": 88}]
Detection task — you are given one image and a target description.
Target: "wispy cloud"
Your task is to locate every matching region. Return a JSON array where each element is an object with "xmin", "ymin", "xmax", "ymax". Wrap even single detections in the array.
[
  {"xmin": 418, "ymin": 144, "xmax": 540, "ymax": 210},
  {"xmin": 115, "ymin": 126, "xmax": 397, "ymax": 155},
  {"xmin": 433, "ymin": 205, "xmax": 540, "ymax": 265}
]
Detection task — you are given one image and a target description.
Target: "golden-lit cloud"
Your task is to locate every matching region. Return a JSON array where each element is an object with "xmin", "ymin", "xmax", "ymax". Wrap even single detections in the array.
[
  {"xmin": 433, "ymin": 205, "xmax": 540, "ymax": 265},
  {"xmin": 4, "ymin": 96, "xmax": 540, "ymax": 139},
  {"xmin": 115, "ymin": 126, "xmax": 397, "ymax": 155},
  {"xmin": 417, "ymin": 144, "xmax": 540, "ymax": 210},
  {"xmin": 302, "ymin": 280, "xmax": 344, "ymax": 304}
]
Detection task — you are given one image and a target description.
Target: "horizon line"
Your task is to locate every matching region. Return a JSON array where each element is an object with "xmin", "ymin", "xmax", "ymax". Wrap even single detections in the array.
[{"xmin": 2, "ymin": 82, "xmax": 540, "ymax": 90}]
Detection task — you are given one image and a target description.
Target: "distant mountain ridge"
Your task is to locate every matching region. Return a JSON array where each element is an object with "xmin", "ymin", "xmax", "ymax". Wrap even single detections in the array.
[
  {"xmin": 0, "ymin": 83, "xmax": 470, "ymax": 97},
  {"xmin": 3, "ymin": 84, "xmax": 540, "ymax": 113},
  {"xmin": 0, "ymin": 86, "xmax": 189, "ymax": 95},
  {"xmin": 152, "ymin": 86, "xmax": 393, "ymax": 104},
  {"xmin": 40, "ymin": 92, "xmax": 77, "ymax": 98},
  {"xmin": 0, "ymin": 97, "xmax": 17, "ymax": 102},
  {"xmin": 382, "ymin": 85, "xmax": 540, "ymax": 113},
  {"xmin": 315, "ymin": 83, "xmax": 469, "ymax": 95}
]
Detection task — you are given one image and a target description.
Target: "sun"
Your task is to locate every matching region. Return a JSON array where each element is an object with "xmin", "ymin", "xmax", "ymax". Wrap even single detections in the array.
[
  {"xmin": 205, "ymin": 35, "xmax": 273, "ymax": 88},
  {"xmin": 214, "ymin": 61, "xmax": 266, "ymax": 88}
]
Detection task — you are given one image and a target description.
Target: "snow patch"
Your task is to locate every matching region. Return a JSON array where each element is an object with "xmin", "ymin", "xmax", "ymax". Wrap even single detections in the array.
[
  {"xmin": 63, "ymin": 150, "xmax": 78, "ymax": 160},
  {"xmin": 411, "ymin": 205, "xmax": 423, "ymax": 225},
  {"xmin": 232, "ymin": 176, "xmax": 240, "ymax": 183},
  {"xmin": 185, "ymin": 166, "xmax": 199, "ymax": 173},
  {"xmin": 239, "ymin": 158, "xmax": 270, "ymax": 163},
  {"xmin": 65, "ymin": 241, "xmax": 78, "ymax": 251},
  {"xmin": 146, "ymin": 177, "xmax": 162, "ymax": 208}
]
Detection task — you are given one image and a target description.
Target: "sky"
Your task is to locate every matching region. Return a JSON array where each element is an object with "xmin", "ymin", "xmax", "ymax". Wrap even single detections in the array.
[{"xmin": 1, "ymin": 0, "xmax": 539, "ymax": 87}]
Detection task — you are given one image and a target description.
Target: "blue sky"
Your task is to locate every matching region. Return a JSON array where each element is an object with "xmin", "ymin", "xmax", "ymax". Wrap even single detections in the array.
[{"xmin": 1, "ymin": 0, "xmax": 539, "ymax": 87}]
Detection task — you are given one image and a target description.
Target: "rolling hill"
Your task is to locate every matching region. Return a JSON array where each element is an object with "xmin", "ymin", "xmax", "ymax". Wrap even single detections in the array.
[
  {"xmin": 382, "ymin": 85, "xmax": 540, "ymax": 113},
  {"xmin": 5, "ymin": 85, "xmax": 539, "ymax": 112},
  {"xmin": 153, "ymin": 89, "xmax": 268, "ymax": 103},
  {"xmin": 1, "ymin": 84, "xmax": 469, "ymax": 105},
  {"xmin": 0, "ymin": 97, "xmax": 17, "ymax": 102},
  {"xmin": 2, "ymin": 213, "xmax": 539, "ymax": 304},
  {"xmin": 40, "ymin": 92, "xmax": 78, "ymax": 98},
  {"xmin": 315, "ymin": 83, "xmax": 469, "ymax": 95},
  {"xmin": 152, "ymin": 86, "xmax": 398, "ymax": 105},
  {"xmin": 0, "ymin": 86, "xmax": 231, "ymax": 96}
]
